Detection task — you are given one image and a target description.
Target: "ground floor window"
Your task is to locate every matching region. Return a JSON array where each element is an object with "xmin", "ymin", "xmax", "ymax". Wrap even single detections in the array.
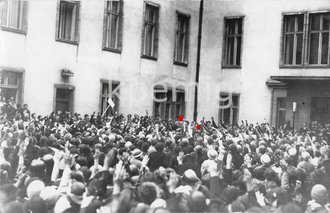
[
  {"xmin": 276, "ymin": 97, "xmax": 287, "ymax": 128},
  {"xmin": 219, "ymin": 93, "xmax": 239, "ymax": 125},
  {"xmin": 54, "ymin": 86, "xmax": 74, "ymax": 113},
  {"xmin": 0, "ymin": 70, "xmax": 23, "ymax": 106},
  {"xmin": 310, "ymin": 97, "xmax": 330, "ymax": 124},
  {"xmin": 153, "ymin": 89, "xmax": 185, "ymax": 120},
  {"xmin": 100, "ymin": 81, "xmax": 120, "ymax": 116}
]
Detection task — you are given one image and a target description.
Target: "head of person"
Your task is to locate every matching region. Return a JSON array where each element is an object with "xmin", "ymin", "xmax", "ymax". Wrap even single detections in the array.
[
  {"xmin": 138, "ymin": 182, "xmax": 158, "ymax": 205},
  {"xmin": 0, "ymin": 184, "xmax": 18, "ymax": 207},
  {"xmin": 311, "ymin": 184, "xmax": 329, "ymax": 206}
]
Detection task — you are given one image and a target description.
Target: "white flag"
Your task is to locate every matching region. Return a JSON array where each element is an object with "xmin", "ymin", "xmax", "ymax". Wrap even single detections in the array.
[{"xmin": 108, "ymin": 98, "xmax": 115, "ymax": 108}]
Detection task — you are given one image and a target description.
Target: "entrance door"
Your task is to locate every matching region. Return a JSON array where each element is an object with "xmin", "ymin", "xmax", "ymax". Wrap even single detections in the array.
[
  {"xmin": 310, "ymin": 97, "xmax": 330, "ymax": 124},
  {"xmin": 55, "ymin": 88, "xmax": 74, "ymax": 113}
]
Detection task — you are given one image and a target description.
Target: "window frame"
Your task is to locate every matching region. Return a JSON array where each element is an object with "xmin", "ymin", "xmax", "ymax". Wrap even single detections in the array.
[
  {"xmin": 55, "ymin": 0, "xmax": 80, "ymax": 45},
  {"xmin": 173, "ymin": 11, "xmax": 190, "ymax": 67},
  {"xmin": 222, "ymin": 16, "xmax": 244, "ymax": 69},
  {"xmin": 280, "ymin": 12, "xmax": 306, "ymax": 68},
  {"xmin": 280, "ymin": 10, "xmax": 330, "ymax": 68},
  {"xmin": 1, "ymin": 0, "xmax": 29, "ymax": 34},
  {"xmin": 102, "ymin": 0, "xmax": 124, "ymax": 53},
  {"xmin": 219, "ymin": 92, "xmax": 240, "ymax": 125},
  {"xmin": 141, "ymin": 1, "xmax": 160, "ymax": 61},
  {"xmin": 306, "ymin": 11, "xmax": 330, "ymax": 68},
  {"xmin": 153, "ymin": 87, "xmax": 185, "ymax": 120},
  {"xmin": 99, "ymin": 79, "xmax": 120, "ymax": 116}
]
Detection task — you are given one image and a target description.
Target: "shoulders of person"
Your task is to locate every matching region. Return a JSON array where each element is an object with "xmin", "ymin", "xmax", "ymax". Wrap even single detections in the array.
[{"xmin": 54, "ymin": 195, "xmax": 71, "ymax": 213}]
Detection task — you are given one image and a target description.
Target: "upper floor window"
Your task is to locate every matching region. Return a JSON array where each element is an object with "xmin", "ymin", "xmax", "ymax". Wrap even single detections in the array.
[
  {"xmin": 281, "ymin": 12, "xmax": 330, "ymax": 67},
  {"xmin": 1, "ymin": 0, "xmax": 28, "ymax": 33},
  {"xmin": 174, "ymin": 12, "xmax": 190, "ymax": 65},
  {"xmin": 56, "ymin": 1, "xmax": 79, "ymax": 44},
  {"xmin": 308, "ymin": 13, "xmax": 330, "ymax": 65},
  {"xmin": 222, "ymin": 17, "xmax": 243, "ymax": 68},
  {"xmin": 103, "ymin": 0, "xmax": 123, "ymax": 52},
  {"xmin": 282, "ymin": 14, "xmax": 304, "ymax": 66},
  {"xmin": 219, "ymin": 93, "xmax": 239, "ymax": 125},
  {"xmin": 141, "ymin": 2, "xmax": 159, "ymax": 60}
]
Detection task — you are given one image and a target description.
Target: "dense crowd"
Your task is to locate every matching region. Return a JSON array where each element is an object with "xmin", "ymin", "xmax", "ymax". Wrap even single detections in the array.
[{"xmin": 0, "ymin": 102, "xmax": 330, "ymax": 213}]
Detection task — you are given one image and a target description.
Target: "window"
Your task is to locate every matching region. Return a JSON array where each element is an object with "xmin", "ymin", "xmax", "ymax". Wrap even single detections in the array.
[
  {"xmin": 174, "ymin": 12, "xmax": 190, "ymax": 65},
  {"xmin": 219, "ymin": 93, "xmax": 239, "ymax": 125},
  {"xmin": 276, "ymin": 98, "xmax": 286, "ymax": 128},
  {"xmin": 56, "ymin": 1, "xmax": 79, "ymax": 43},
  {"xmin": 142, "ymin": 3, "xmax": 159, "ymax": 59},
  {"xmin": 282, "ymin": 14, "xmax": 304, "ymax": 65},
  {"xmin": 153, "ymin": 88, "xmax": 185, "ymax": 120},
  {"xmin": 0, "ymin": 69, "xmax": 24, "ymax": 105},
  {"xmin": 1, "ymin": 0, "xmax": 28, "ymax": 33},
  {"xmin": 55, "ymin": 87, "xmax": 74, "ymax": 113},
  {"xmin": 103, "ymin": 0, "xmax": 123, "ymax": 51},
  {"xmin": 222, "ymin": 17, "xmax": 243, "ymax": 67},
  {"xmin": 308, "ymin": 13, "xmax": 330, "ymax": 65},
  {"xmin": 100, "ymin": 81, "xmax": 120, "ymax": 116},
  {"xmin": 281, "ymin": 12, "xmax": 330, "ymax": 67}
]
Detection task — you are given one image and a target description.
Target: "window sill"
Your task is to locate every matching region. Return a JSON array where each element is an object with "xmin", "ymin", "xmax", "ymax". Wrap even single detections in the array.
[
  {"xmin": 55, "ymin": 38, "xmax": 79, "ymax": 45},
  {"xmin": 102, "ymin": 47, "xmax": 122, "ymax": 54},
  {"xmin": 280, "ymin": 65, "xmax": 330, "ymax": 69},
  {"xmin": 174, "ymin": 61, "xmax": 188, "ymax": 67},
  {"xmin": 221, "ymin": 65, "xmax": 241, "ymax": 69},
  {"xmin": 141, "ymin": 55, "xmax": 157, "ymax": 61},
  {"xmin": 1, "ymin": 26, "xmax": 26, "ymax": 35}
]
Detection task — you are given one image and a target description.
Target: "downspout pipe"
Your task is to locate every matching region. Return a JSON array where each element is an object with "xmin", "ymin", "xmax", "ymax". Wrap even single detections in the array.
[{"xmin": 193, "ymin": 0, "xmax": 204, "ymax": 122}]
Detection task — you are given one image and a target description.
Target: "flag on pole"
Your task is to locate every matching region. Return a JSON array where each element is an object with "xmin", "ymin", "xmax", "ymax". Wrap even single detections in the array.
[{"xmin": 108, "ymin": 98, "xmax": 115, "ymax": 108}]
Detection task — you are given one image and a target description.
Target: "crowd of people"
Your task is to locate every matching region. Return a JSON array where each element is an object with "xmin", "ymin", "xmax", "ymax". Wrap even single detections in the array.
[{"xmin": 0, "ymin": 103, "xmax": 330, "ymax": 213}]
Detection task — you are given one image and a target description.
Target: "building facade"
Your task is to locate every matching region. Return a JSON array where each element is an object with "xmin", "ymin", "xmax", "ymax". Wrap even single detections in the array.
[
  {"xmin": 199, "ymin": 0, "xmax": 330, "ymax": 128},
  {"xmin": 2, "ymin": 0, "xmax": 330, "ymax": 128},
  {"xmin": 0, "ymin": 0, "xmax": 199, "ymax": 120}
]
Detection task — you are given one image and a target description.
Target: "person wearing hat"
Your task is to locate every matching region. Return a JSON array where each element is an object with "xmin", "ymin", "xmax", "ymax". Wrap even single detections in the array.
[
  {"xmin": 200, "ymin": 149, "xmax": 219, "ymax": 182},
  {"xmin": 130, "ymin": 149, "xmax": 143, "ymax": 168}
]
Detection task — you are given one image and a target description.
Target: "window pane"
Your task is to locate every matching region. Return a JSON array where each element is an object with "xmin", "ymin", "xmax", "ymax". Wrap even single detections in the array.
[
  {"xmin": 145, "ymin": 5, "xmax": 156, "ymax": 23},
  {"xmin": 232, "ymin": 95, "xmax": 239, "ymax": 106},
  {"xmin": 323, "ymin": 14, "xmax": 330, "ymax": 30},
  {"xmin": 226, "ymin": 37, "xmax": 234, "ymax": 65},
  {"xmin": 321, "ymin": 32, "xmax": 329, "ymax": 64},
  {"xmin": 102, "ymin": 83, "xmax": 109, "ymax": 95},
  {"xmin": 144, "ymin": 24, "xmax": 154, "ymax": 56},
  {"xmin": 284, "ymin": 34, "xmax": 294, "ymax": 64},
  {"xmin": 236, "ymin": 36, "xmax": 241, "ymax": 65},
  {"xmin": 232, "ymin": 108, "xmax": 238, "ymax": 125},
  {"xmin": 296, "ymin": 34, "xmax": 303, "ymax": 64},
  {"xmin": 237, "ymin": 19, "xmax": 242, "ymax": 34},
  {"xmin": 109, "ymin": 14, "xmax": 118, "ymax": 48},
  {"xmin": 309, "ymin": 33, "xmax": 320, "ymax": 64},
  {"xmin": 297, "ymin": 14, "xmax": 304, "ymax": 31},
  {"xmin": 223, "ymin": 108, "xmax": 230, "ymax": 124},
  {"xmin": 285, "ymin": 16, "xmax": 296, "ymax": 32},
  {"xmin": 108, "ymin": 1, "xmax": 119, "ymax": 13},
  {"xmin": 58, "ymin": 1, "xmax": 77, "ymax": 41},
  {"xmin": 9, "ymin": 0, "xmax": 20, "ymax": 29},
  {"xmin": 310, "ymin": 14, "xmax": 321, "ymax": 31},
  {"xmin": 227, "ymin": 19, "xmax": 235, "ymax": 35}
]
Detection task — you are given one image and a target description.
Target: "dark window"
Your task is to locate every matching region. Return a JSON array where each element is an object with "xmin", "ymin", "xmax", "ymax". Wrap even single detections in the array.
[
  {"xmin": 142, "ymin": 3, "xmax": 159, "ymax": 59},
  {"xmin": 219, "ymin": 93, "xmax": 239, "ymax": 125},
  {"xmin": 153, "ymin": 88, "xmax": 185, "ymax": 120},
  {"xmin": 223, "ymin": 17, "xmax": 243, "ymax": 67},
  {"xmin": 56, "ymin": 1, "xmax": 79, "ymax": 42},
  {"xmin": 103, "ymin": 0, "xmax": 123, "ymax": 51},
  {"xmin": 174, "ymin": 12, "xmax": 190, "ymax": 65},
  {"xmin": 308, "ymin": 13, "xmax": 330, "ymax": 65},
  {"xmin": 0, "ymin": 71, "xmax": 23, "ymax": 105},
  {"xmin": 282, "ymin": 14, "xmax": 304, "ymax": 65},
  {"xmin": 276, "ymin": 98, "xmax": 286, "ymax": 128},
  {"xmin": 1, "ymin": 0, "xmax": 28, "ymax": 32},
  {"xmin": 100, "ymin": 81, "xmax": 120, "ymax": 116}
]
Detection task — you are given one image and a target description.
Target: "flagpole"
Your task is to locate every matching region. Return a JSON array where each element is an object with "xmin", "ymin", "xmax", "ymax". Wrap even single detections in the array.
[{"xmin": 101, "ymin": 105, "xmax": 111, "ymax": 117}]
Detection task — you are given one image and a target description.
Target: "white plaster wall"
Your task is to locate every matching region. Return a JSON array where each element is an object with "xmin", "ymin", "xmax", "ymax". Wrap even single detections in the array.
[
  {"xmin": 200, "ymin": 0, "xmax": 330, "ymax": 123},
  {"xmin": 0, "ymin": 0, "xmax": 200, "ymax": 119}
]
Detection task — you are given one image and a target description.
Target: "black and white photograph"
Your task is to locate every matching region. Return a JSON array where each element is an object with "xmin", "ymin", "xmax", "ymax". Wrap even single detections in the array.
[{"xmin": 0, "ymin": 0, "xmax": 330, "ymax": 212}]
